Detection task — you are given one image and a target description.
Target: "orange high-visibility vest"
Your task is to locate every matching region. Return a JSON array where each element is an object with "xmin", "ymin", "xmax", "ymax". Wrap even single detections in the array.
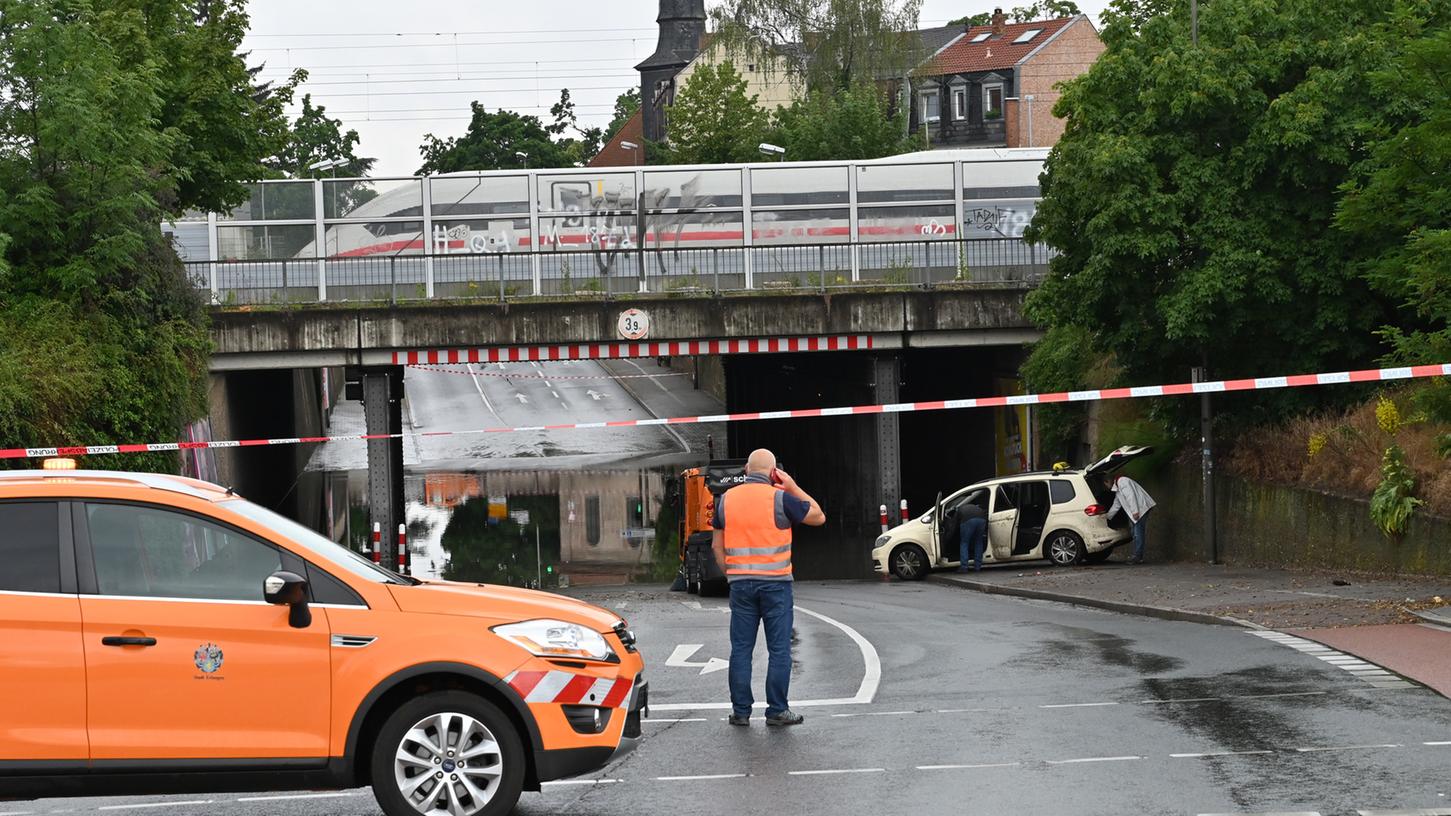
[{"xmin": 721, "ymin": 482, "xmax": 793, "ymax": 579}]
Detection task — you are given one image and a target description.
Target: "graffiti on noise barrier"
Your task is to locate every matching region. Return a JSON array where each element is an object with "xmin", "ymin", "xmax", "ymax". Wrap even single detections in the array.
[{"xmin": 968, "ymin": 205, "xmax": 1034, "ymax": 238}]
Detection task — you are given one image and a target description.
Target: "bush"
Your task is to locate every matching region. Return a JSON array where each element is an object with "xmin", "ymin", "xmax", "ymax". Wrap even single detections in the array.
[{"xmin": 1370, "ymin": 444, "xmax": 1423, "ymax": 538}]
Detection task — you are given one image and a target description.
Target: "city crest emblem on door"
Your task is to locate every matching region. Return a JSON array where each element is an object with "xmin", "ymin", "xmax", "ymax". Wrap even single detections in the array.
[{"xmin": 194, "ymin": 643, "xmax": 224, "ymax": 674}]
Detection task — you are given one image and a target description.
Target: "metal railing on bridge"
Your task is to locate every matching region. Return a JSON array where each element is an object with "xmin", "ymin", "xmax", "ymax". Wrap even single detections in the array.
[
  {"xmin": 188, "ymin": 237, "xmax": 1054, "ymax": 305},
  {"xmin": 164, "ymin": 149, "xmax": 1056, "ymax": 305}
]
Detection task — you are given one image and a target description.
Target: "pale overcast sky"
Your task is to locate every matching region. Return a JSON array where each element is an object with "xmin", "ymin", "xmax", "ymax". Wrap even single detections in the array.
[{"xmin": 241, "ymin": 0, "xmax": 1111, "ymax": 176}]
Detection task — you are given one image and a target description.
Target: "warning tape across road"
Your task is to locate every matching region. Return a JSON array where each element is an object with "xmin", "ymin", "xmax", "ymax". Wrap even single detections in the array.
[{"xmin": 2, "ymin": 363, "xmax": 1447, "ymax": 462}]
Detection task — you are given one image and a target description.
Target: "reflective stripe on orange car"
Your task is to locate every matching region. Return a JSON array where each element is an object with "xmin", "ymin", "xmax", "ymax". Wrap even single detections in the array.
[{"xmin": 506, "ymin": 669, "xmax": 632, "ymax": 708}]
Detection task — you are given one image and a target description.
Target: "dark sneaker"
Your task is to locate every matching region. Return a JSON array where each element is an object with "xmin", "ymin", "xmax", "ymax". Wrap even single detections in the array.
[
  {"xmin": 766, "ymin": 710, "xmax": 804, "ymax": 727},
  {"xmin": 727, "ymin": 713, "xmax": 750, "ymax": 726}
]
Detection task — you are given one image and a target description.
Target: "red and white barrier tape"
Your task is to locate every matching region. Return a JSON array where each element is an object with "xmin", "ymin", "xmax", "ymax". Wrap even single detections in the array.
[
  {"xmin": 3, "ymin": 363, "xmax": 1446, "ymax": 463},
  {"xmin": 392, "ymin": 334, "xmax": 878, "ymax": 366},
  {"xmin": 406, "ymin": 363, "xmax": 688, "ymax": 381}
]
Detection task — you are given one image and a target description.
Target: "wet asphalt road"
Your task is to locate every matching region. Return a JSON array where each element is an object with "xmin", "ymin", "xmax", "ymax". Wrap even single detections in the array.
[{"xmin": 14, "ymin": 582, "xmax": 1451, "ymax": 816}]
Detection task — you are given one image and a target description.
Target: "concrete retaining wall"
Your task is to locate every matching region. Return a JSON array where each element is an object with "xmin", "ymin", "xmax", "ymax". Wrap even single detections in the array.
[{"xmin": 1153, "ymin": 461, "xmax": 1451, "ymax": 576}]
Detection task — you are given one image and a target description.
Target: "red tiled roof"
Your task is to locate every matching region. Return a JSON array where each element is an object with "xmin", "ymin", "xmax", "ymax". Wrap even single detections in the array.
[
  {"xmin": 917, "ymin": 16, "xmax": 1077, "ymax": 75},
  {"xmin": 588, "ymin": 108, "xmax": 645, "ymax": 168}
]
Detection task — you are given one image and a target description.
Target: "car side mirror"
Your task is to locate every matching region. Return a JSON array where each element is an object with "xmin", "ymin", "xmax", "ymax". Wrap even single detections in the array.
[{"xmin": 264, "ymin": 570, "xmax": 312, "ymax": 629}]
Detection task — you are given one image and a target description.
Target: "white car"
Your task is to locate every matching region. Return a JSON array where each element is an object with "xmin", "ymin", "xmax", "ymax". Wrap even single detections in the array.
[{"xmin": 872, "ymin": 446, "xmax": 1153, "ymax": 580}]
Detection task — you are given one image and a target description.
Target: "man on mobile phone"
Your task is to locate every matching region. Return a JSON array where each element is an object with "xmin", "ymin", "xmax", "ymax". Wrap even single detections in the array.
[{"xmin": 712, "ymin": 449, "xmax": 826, "ymax": 727}]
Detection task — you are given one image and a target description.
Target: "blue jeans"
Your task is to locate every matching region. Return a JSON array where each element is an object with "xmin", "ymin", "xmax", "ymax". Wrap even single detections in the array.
[
  {"xmin": 1131, "ymin": 518, "xmax": 1147, "ymax": 561},
  {"xmin": 728, "ymin": 579, "xmax": 794, "ymax": 718},
  {"xmin": 959, "ymin": 517, "xmax": 986, "ymax": 570}
]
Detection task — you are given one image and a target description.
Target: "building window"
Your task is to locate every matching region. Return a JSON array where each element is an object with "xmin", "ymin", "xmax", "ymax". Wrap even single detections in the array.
[
  {"xmin": 952, "ymin": 88, "xmax": 967, "ymax": 120},
  {"xmin": 585, "ymin": 496, "xmax": 601, "ymax": 546},
  {"xmin": 920, "ymin": 89, "xmax": 940, "ymax": 123},
  {"xmin": 984, "ymin": 84, "xmax": 1004, "ymax": 119}
]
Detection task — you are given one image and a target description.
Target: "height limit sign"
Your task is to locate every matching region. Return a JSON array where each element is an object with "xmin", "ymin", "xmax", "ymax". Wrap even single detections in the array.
[{"xmin": 617, "ymin": 308, "xmax": 650, "ymax": 341}]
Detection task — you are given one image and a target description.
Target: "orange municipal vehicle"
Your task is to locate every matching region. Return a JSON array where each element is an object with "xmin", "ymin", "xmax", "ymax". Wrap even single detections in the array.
[
  {"xmin": 671, "ymin": 459, "xmax": 748, "ymax": 596},
  {"xmin": 0, "ymin": 463, "xmax": 646, "ymax": 816}
]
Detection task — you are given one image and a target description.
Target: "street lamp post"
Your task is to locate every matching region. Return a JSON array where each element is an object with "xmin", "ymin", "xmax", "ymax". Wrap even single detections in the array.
[
  {"xmin": 758, "ymin": 142, "xmax": 786, "ymax": 162},
  {"xmin": 515, "ymin": 150, "xmax": 529, "ymax": 169},
  {"xmin": 307, "ymin": 157, "xmax": 348, "ymax": 179},
  {"xmin": 620, "ymin": 140, "xmax": 642, "ymax": 166}
]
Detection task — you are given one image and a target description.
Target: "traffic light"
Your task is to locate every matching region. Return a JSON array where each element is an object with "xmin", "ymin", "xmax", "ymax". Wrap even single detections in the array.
[{"xmin": 546, "ymin": 565, "xmax": 554, "ymax": 575}]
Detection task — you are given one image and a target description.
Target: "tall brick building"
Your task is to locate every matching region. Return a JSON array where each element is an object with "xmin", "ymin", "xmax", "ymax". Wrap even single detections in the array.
[{"xmin": 908, "ymin": 10, "xmax": 1104, "ymax": 149}]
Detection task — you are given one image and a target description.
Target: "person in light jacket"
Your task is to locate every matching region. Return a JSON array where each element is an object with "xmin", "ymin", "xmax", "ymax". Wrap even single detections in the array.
[{"xmin": 1107, "ymin": 474, "xmax": 1156, "ymax": 564}]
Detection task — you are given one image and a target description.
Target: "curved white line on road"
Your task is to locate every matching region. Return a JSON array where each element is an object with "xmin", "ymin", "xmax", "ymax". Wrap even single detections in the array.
[{"xmin": 649, "ymin": 602, "xmax": 882, "ymax": 711}]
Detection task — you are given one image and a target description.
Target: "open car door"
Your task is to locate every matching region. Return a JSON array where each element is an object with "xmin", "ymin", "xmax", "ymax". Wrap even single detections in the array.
[{"xmin": 987, "ymin": 484, "xmax": 1018, "ymax": 562}]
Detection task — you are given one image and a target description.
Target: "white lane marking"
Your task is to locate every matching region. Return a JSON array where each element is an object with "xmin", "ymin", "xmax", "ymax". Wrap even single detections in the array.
[
  {"xmin": 936, "ymin": 707, "xmax": 994, "ymax": 713},
  {"xmin": 1294, "ymin": 744, "xmax": 1401, "ymax": 753},
  {"xmin": 665, "ymin": 644, "xmax": 728, "ymax": 675},
  {"xmin": 916, "ymin": 762, "xmax": 1021, "ymax": 770},
  {"xmin": 98, "ymin": 803, "xmax": 215, "ymax": 811},
  {"xmin": 652, "ymin": 603, "xmax": 881, "ymax": 711},
  {"xmin": 788, "ymin": 768, "xmax": 885, "ymax": 776},
  {"xmin": 1040, "ymin": 701, "xmax": 1119, "ymax": 709},
  {"xmin": 0, "ymin": 811, "xmax": 33, "ymax": 815},
  {"xmin": 551, "ymin": 390, "xmax": 562, "ymax": 399},
  {"xmin": 645, "ymin": 718, "xmax": 708, "ymax": 723},
  {"xmin": 1423, "ymin": 741, "xmax": 1451, "ymax": 746},
  {"xmin": 831, "ymin": 710, "xmax": 915, "ymax": 718},
  {"xmin": 1141, "ymin": 697, "xmax": 1221, "ymax": 704},
  {"xmin": 1171, "ymin": 750, "xmax": 1275, "ymax": 758},
  {"xmin": 465, "ymin": 364, "xmax": 503, "ymax": 423},
  {"xmin": 541, "ymin": 779, "xmax": 622, "ymax": 786},
  {"xmin": 1358, "ymin": 809, "xmax": 1451, "ymax": 815},
  {"xmin": 542, "ymin": 380, "xmax": 552, "ymax": 387},
  {"xmin": 656, "ymin": 773, "xmax": 747, "ymax": 781},
  {"xmin": 235, "ymin": 793, "xmax": 358, "ymax": 802},
  {"xmin": 1046, "ymin": 755, "xmax": 1143, "ymax": 764}
]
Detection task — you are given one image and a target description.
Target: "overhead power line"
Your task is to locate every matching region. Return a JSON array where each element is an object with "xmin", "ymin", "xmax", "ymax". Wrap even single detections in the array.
[
  {"xmin": 285, "ymin": 72, "xmax": 638, "ymax": 88},
  {"xmin": 248, "ymin": 36, "xmax": 646, "ymax": 52},
  {"xmin": 247, "ymin": 26, "xmax": 659, "ymax": 38}
]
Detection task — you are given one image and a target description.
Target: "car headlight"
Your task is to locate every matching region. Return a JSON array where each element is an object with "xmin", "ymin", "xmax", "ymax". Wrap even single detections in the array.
[
  {"xmin": 874, "ymin": 535, "xmax": 891, "ymax": 550},
  {"xmin": 491, "ymin": 619, "xmax": 616, "ymax": 662}
]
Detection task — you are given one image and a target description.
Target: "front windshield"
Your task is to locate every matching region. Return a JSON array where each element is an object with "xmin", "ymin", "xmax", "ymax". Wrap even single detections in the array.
[{"xmin": 221, "ymin": 498, "xmax": 406, "ymax": 585}]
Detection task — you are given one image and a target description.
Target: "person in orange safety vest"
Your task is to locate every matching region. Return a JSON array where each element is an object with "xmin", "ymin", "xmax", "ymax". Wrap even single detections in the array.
[{"xmin": 711, "ymin": 449, "xmax": 826, "ymax": 727}]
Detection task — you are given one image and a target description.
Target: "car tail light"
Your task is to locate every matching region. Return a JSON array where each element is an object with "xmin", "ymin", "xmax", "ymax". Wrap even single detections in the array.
[{"xmin": 1084, "ymin": 504, "xmax": 1105, "ymax": 516}]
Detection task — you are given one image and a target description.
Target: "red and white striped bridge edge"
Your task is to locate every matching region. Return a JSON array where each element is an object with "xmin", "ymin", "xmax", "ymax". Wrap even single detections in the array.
[
  {"xmin": 2, "ymin": 363, "xmax": 1447, "ymax": 462},
  {"xmin": 391, "ymin": 334, "xmax": 879, "ymax": 366}
]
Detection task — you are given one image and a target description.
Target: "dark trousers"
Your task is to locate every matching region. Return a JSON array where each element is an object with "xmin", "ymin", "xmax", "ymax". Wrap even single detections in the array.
[
  {"xmin": 728, "ymin": 579, "xmax": 794, "ymax": 718},
  {"xmin": 959, "ymin": 516, "xmax": 986, "ymax": 570}
]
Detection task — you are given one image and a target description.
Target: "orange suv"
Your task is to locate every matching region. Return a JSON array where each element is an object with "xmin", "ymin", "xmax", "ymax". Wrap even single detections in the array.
[{"xmin": 0, "ymin": 464, "xmax": 647, "ymax": 816}]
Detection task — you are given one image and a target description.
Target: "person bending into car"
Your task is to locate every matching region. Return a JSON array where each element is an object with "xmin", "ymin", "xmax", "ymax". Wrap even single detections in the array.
[
  {"xmin": 1107, "ymin": 474, "xmax": 1156, "ymax": 564},
  {"xmin": 712, "ymin": 449, "xmax": 826, "ymax": 727},
  {"xmin": 955, "ymin": 491, "xmax": 988, "ymax": 572}
]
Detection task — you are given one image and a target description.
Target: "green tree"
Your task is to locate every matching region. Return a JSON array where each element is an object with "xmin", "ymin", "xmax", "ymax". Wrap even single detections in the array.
[
  {"xmin": 710, "ymin": 0, "xmax": 923, "ymax": 92},
  {"xmin": 271, "ymin": 94, "xmax": 375, "ymax": 179},
  {"xmin": 547, "ymin": 89, "xmax": 604, "ymax": 166},
  {"xmin": 1337, "ymin": 24, "xmax": 1451, "ymax": 376},
  {"xmin": 950, "ymin": 2, "xmax": 1080, "ymax": 26},
  {"xmin": 417, "ymin": 102, "xmax": 575, "ymax": 174},
  {"xmin": 1024, "ymin": 0, "xmax": 1414, "ymax": 424},
  {"xmin": 143, "ymin": 0, "xmax": 303, "ymax": 214},
  {"xmin": 605, "ymin": 88, "xmax": 642, "ymax": 144},
  {"xmin": 771, "ymin": 83, "xmax": 915, "ymax": 160},
  {"xmin": 664, "ymin": 61, "xmax": 771, "ymax": 164},
  {"xmin": 0, "ymin": 0, "xmax": 289, "ymax": 472}
]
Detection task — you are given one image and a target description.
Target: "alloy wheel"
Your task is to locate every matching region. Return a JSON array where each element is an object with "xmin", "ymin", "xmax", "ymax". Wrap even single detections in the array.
[
  {"xmin": 394, "ymin": 711, "xmax": 506, "ymax": 816},
  {"xmin": 893, "ymin": 547, "xmax": 923, "ymax": 579},
  {"xmin": 1049, "ymin": 534, "xmax": 1080, "ymax": 566}
]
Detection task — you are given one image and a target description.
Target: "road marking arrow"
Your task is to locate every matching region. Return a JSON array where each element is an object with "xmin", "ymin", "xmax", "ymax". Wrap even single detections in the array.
[
  {"xmin": 587, "ymin": 390, "xmax": 604, "ymax": 401},
  {"xmin": 514, "ymin": 393, "xmax": 529, "ymax": 404},
  {"xmin": 665, "ymin": 644, "xmax": 728, "ymax": 675}
]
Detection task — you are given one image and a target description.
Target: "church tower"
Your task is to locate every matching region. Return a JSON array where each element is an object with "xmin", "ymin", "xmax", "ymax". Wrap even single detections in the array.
[{"xmin": 635, "ymin": 0, "xmax": 708, "ymax": 145}]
